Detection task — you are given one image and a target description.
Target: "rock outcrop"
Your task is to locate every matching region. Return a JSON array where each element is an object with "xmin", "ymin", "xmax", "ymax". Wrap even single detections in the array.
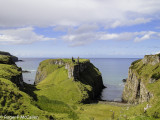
[
  {"xmin": 65, "ymin": 62, "xmax": 89, "ymax": 80},
  {"xmin": 142, "ymin": 54, "xmax": 160, "ymax": 65},
  {"xmin": 122, "ymin": 68, "xmax": 153, "ymax": 104},
  {"xmin": 35, "ymin": 59, "xmax": 105, "ymax": 103},
  {"xmin": 122, "ymin": 54, "xmax": 160, "ymax": 104}
]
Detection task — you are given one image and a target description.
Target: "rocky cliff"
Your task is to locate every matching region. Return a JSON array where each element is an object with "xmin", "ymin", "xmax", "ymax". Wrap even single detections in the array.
[
  {"xmin": 122, "ymin": 68, "xmax": 153, "ymax": 104},
  {"xmin": 0, "ymin": 51, "xmax": 18, "ymax": 62},
  {"xmin": 35, "ymin": 58, "xmax": 104, "ymax": 103},
  {"xmin": 35, "ymin": 59, "xmax": 92, "ymax": 83},
  {"xmin": 122, "ymin": 54, "xmax": 160, "ymax": 104}
]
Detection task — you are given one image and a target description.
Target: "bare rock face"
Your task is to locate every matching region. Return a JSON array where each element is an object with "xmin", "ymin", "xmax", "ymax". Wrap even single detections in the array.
[
  {"xmin": 122, "ymin": 68, "xmax": 153, "ymax": 104},
  {"xmin": 122, "ymin": 54, "xmax": 160, "ymax": 104},
  {"xmin": 122, "ymin": 58, "xmax": 154, "ymax": 104},
  {"xmin": 142, "ymin": 54, "xmax": 160, "ymax": 65},
  {"xmin": 65, "ymin": 62, "xmax": 88, "ymax": 81}
]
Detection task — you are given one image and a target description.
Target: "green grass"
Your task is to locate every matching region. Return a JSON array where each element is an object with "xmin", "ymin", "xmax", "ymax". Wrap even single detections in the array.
[
  {"xmin": 0, "ymin": 78, "xmax": 53, "ymax": 120},
  {"xmin": 0, "ymin": 55, "xmax": 13, "ymax": 64},
  {"xmin": 0, "ymin": 64, "xmax": 21, "ymax": 80},
  {"xmin": 36, "ymin": 66, "xmax": 84, "ymax": 103}
]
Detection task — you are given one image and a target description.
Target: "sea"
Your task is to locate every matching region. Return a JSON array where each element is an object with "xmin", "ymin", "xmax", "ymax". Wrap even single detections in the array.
[{"xmin": 16, "ymin": 58, "xmax": 139, "ymax": 102}]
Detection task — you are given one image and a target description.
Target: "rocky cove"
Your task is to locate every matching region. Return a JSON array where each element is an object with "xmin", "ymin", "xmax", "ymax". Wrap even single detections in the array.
[
  {"xmin": 16, "ymin": 56, "xmax": 158, "ymax": 104},
  {"xmin": 1, "ymin": 52, "xmax": 160, "ymax": 119},
  {"xmin": 18, "ymin": 58, "xmax": 137, "ymax": 102}
]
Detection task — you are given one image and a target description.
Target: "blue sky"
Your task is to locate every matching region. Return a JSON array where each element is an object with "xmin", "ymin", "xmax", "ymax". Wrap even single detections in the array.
[{"xmin": 0, "ymin": 0, "xmax": 160, "ymax": 58}]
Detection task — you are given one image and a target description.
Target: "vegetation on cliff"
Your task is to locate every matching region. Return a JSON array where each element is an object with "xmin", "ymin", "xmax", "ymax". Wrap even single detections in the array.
[
  {"xmin": 0, "ymin": 51, "xmax": 18, "ymax": 62},
  {"xmin": 122, "ymin": 53, "xmax": 160, "ymax": 118},
  {"xmin": 35, "ymin": 59, "xmax": 104, "ymax": 102}
]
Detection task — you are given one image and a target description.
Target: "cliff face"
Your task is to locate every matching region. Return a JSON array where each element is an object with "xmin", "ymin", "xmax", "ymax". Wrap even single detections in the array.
[
  {"xmin": 122, "ymin": 54, "xmax": 160, "ymax": 104},
  {"xmin": 122, "ymin": 68, "xmax": 153, "ymax": 104},
  {"xmin": 35, "ymin": 59, "xmax": 104, "ymax": 103}
]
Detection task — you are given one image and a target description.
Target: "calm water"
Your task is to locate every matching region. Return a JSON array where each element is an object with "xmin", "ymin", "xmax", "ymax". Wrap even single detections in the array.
[{"xmin": 16, "ymin": 58, "xmax": 139, "ymax": 101}]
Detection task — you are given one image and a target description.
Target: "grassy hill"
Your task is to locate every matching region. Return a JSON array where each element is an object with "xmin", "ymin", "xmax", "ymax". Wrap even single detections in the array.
[{"xmin": 0, "ymin": 55, "xmax": 56, "ymax": 120}]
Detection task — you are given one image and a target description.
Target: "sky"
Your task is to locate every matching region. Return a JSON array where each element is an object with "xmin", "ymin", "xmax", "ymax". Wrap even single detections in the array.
[{"xmin": 0, "ymin": 0, "xmax": 160, "ymax": 58}]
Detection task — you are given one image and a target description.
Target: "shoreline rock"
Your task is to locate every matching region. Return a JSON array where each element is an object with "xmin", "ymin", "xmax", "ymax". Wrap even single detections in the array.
[
  {"xmin": 122, "ymin": 79, "xmax": 127, "ymax": 82},
  {"xmin": 22, "ymin": 70, "xmax": 31, "ymax": 73}
]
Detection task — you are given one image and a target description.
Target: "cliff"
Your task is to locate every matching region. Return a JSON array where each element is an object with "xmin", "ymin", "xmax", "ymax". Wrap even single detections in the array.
[
  {"xmin": 0, "ymin": 55, "xmax": 23, "ymax": 86},
  {"xmin": 35, "ymin": 58, "xmax": 104, "ymax": 103},
  {"xmin": 122, "ymin": 54, "xmax": 160, "ymax": 104},
  {"xmin": 0, "ymin": 51, "xmax": 18, "ymax": 62}
]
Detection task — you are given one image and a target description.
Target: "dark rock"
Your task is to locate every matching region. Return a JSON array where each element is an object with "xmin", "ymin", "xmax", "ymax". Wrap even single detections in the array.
[
  {"xmin": 11, "ymin": 55, "xmax": 18, "ymax": 62},
  {"xmin": 22, "ymin": 70, "xmax": 31, "ymax": 73},
  {"xmin": 122, "ymin": 79, "xmax": 127, "ymax": 82},
  {"xmin": 18, "ymin": 60, "xmax": 24, "ymax": 62}
]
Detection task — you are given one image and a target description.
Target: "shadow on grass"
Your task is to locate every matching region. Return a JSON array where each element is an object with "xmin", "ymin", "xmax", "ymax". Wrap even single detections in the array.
[{"xmin": 19, "ymin": 82, "xmax": 39, "ymax": 101}]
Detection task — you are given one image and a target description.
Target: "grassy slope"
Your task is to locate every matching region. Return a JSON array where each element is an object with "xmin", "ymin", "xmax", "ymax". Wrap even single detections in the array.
[{"xmin": 0, "ymin": 55, "xmax": 55, "ymax": 120}]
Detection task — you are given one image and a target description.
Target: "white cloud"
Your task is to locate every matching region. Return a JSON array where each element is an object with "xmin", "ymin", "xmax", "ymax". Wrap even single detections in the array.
[
  {"xmin": 109, "ymin": 18, "xmax": 152, "ymax": 28},
  {"xmin": 0, "ymin": 27, "xmax": 56, "ymax": 44},
  {"xmin": 0, "ymin": 0, "xmax": 160, "ymax": 27},
  {"xmin": 61, "ymin": 25, "xmax": 160, "ymax": 46},
  {"xmin": 134, "ymin": 31, "xmax": 156, "ymax": 42},
  {"xmin": 0, "ymin": 0, "xmax": 160, "ymax": 46},
  {"xmin": 62, "ymin": 24, "xmax": 99, "ymax": 46}
]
